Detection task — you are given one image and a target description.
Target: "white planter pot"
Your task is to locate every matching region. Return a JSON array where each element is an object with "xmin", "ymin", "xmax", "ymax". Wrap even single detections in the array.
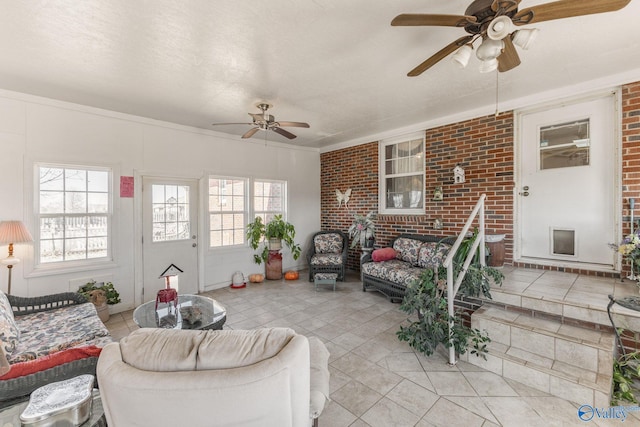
[{"xmin": 268, "ymin": 238, "xmax": 282, "ymax": 251}]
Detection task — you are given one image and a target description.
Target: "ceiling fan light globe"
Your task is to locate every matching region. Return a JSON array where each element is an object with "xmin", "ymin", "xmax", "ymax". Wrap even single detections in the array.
[
  {"xmin": 451, "ymin": 44, "xmax": 473, "ymax": 68},
  {"xmin": 479, "ymin": 58, "xmax": 499, "ymax": 73},
  {"xmin": 487, "ymin": 16, "xmax": 515, "ymax": 40},
  {"xmin": 512, "ymin": 28, "xmax": 539, "ymax": 50},
  {"xmin": 476, "ymin": 38, "xmax": 504, "ymax": 61}
]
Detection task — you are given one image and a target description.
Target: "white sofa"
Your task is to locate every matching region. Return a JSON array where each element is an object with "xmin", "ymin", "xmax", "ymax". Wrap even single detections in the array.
[{"xmin": 97, "ymin": 327, "xmax": 330, "ymax": 427}]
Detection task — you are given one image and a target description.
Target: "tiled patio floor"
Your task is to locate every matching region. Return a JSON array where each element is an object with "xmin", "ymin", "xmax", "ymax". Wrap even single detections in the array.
[{"xmin": 105, "ymin": 267, "xmax": 640, "ymax": 426}]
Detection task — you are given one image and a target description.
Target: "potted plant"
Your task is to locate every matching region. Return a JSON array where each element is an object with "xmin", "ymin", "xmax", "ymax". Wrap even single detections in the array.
[
  {"xmin": 610, "ymin": 230, "xmax": 640, "ymax": 286},
  {"xmin": 454, "ymin": 229, "xmax": 505, "ymax": 298},
  {"xmin": 348, "ymin": 211, "xmax": 376, "ymax": 249},
  {"xmin": 78, "ymin": 280, "xmax": 121, "ymax": 322},
  {"xmin": 611, "ymin": 350, "xmax": 640, "ymax": 405},
  {"xmin": 247, "ymin": 215, "xmax": 301, "ymax": 280},
  {"xmin": 396, "ymin": 234, "xmax": 504, "ymax": 359}
]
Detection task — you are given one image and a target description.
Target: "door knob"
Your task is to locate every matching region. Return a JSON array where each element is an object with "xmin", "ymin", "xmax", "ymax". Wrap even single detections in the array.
[
  {"xmin": 520, "ymin": 191, "xmax": 529, "ymax": 196},
  {"xmin": 192, "ymin": 243, "xmax": 197, "ymax": 247}
]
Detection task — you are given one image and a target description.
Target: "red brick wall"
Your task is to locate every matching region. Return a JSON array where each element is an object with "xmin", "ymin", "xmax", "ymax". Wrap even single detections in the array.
[
  {"xmin": 321, "ymin": 142, "xmax": 378, "ymax": 268},
  {"xmin": 621, "ymin": 82, "xmax": 640, "ymax": 277},
  {"xmin": 321, "ymin": 81, "xmax": 640, "ymax": 273},
  {"xmin": 321, "ymin": 112, "xmax": 514, "ymax": 270}
]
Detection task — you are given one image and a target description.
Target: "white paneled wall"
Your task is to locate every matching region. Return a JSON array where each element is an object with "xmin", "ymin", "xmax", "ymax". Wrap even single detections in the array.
[{"xmin": 0, "ymin": 90, "xmax": 321, "ymax": 312}]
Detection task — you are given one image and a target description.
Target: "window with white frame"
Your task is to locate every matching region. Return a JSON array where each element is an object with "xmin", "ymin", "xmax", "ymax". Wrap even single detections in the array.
[
  {"xmin": 208, "ymin": 177, "xmax": 248, "ymax": 247},
  {"xmin": 253, "ymin": 180, "xmax": 286, "ymax": 223},
  {"xmin": 36, "ymin": 164, "xmax": 111, "ymax": 264},
  {"xmin": 379, "ymin": 133, "xmax": 425, "ymax": 214}
]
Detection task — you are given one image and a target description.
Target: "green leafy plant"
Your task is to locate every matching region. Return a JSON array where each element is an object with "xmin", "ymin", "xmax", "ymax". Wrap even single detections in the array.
[
  {"xmin": 397, "ymin": 234, "xmax": 504, "ymax": 359},
  {"xmin": 454, "ymin": 229, "xmax": 504, "ymax": 299},
  {"xmin": 246, "ymin": 215, "xmax": 302, "ymax": 264},
  {"xmin": 397, "ymin": 266, "xmax": 492, "ymax": 359},
  {"xmin": 78, "ymin": 280, "xmax": 121, "ymax": 305},
  {"xmin": 348, "ymin": 211, "xmax": 376, "ymax": 249},
  {"xmin": 612, "ymin": 349, "xmax": 640, "ymax": 405}
]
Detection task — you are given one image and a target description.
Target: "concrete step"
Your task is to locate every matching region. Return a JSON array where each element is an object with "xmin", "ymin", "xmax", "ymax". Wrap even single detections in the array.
[
  {"xmin": 488, "ymin": 271, "xmax": 640, "ymax": 333},
  {"xmin": 461, "ymin": 305, "xmax": 615, "ymax": 407}
]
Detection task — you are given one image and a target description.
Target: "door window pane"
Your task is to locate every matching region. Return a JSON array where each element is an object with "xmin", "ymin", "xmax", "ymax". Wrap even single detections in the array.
[
  {"xmin": 151, "ymin": 184, "xmax": 190, "ymax": 242},
  {"xmin": 540, "ymin": 119, "xmax": 590, "ymax": 170}
]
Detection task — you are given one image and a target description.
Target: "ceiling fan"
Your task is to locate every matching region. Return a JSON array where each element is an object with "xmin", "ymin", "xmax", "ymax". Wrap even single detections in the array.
[
  {"xmin": 211, "ymin": 103, "xmax": 310, "ymax": 140},
  {"xmin": 391, "ymin": 0, "xmax": 631, "ymax": 75}
]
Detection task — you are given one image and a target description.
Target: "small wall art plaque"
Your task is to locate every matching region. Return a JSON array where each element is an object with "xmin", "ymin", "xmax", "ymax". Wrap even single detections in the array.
[{"xmin": 120, "ymin": 176, "xmax": 134, "ymax": 198}]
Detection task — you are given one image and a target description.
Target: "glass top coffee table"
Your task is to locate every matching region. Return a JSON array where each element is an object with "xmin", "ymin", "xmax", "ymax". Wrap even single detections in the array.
[{"xmin": 133, "ymin": 294, "xmax": 226, "ymax": 330}]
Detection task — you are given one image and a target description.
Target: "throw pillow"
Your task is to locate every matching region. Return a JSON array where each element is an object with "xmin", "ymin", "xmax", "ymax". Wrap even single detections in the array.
[
  {"xmin": 393, "ymin": 238, "xmax": 422, "ymax": 265},
  {"xmin": 0, "ymin": 291, "xmax": 20, "ymax": 355},
  {"xmin": 372, "ymin": 247, "xmax": 396, "ymax": 262},
  {"xmin": 417, "ymin": 242, "xmax": 451, "ymax": 268}
]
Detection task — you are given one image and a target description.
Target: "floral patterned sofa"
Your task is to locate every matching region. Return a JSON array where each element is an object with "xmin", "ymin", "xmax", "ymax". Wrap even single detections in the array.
[
  {"xmin": 0, "ymin": 291, "xmax": 112, "ymax": 406},
  {"xmin": 361, "ymin": 234, "xmax": 455, "ymax": 302},
  {"xmin": 306, "ymin": 230, "xmax": 348, "ymax": 282}
]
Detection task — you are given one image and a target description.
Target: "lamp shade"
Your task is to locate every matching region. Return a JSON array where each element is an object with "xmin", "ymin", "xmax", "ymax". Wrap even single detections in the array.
[
  {"xmin": 451, "ymin": 44, "xmax": 473, "ymax": 68},
  {"xmin": 476, "ymin": 38, "xmax": 504, "ymax": 61},
  {"xmin": 0, "ymin": 221, "xmax": 33, "ymax": 245},
  {"xmin": 479, "ymin": 58, "xmax": 499, "ymax": 73},
  {"xmin": 487, "ymin": 16, "xmax": 515, "ymax": 41},
  {"xmin": 512, "ymin": 28, "xmax": 539, "ymax": 50}
]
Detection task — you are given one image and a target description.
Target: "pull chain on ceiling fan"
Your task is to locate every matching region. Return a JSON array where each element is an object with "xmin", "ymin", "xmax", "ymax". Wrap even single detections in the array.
[
  {"xmin": 211, "ymin": 103, "xmax": 310, "ymax": 140},
  {"xmin": 391, "ymin": 0, "xmax": 631, "ymax": 75}
]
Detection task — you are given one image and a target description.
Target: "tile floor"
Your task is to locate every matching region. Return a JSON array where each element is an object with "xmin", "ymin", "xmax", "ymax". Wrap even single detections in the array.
[{"xmin": 105, "ymin": 268, "xmax": 640, "ymax": 426}]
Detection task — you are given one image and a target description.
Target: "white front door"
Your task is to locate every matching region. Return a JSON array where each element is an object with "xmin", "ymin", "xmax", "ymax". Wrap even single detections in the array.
[
  {"xmin": 517, "ymin": 94, "xmax": 617, "ymax": 268},
  {"xmin": 142, "ymin": 177, "xmax": 199, "ymax": 301}
]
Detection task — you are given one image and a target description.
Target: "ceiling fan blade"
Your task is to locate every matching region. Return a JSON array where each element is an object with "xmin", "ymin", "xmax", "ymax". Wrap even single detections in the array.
[
  {"xmin": 498, "ymin": 36, "xmax": 521, "ymax": 72},
  {"xmin": 212, "ymin": 122, "xmax": 252, "ymax": 126},
  {"xmin": 513, "ymin": 0, "xmax": 630, "ymax": 25},
  {"xmin": 407, "ymin": 35, "xmax": 474, "ymax": 77},
  {"xmin": 272, "ymin": 127, "xmax": 297, "ymax": 139},
  {"xmin": 391, "ymin": 14, "xmax": 475, "ymax": 27},
  {"xmin": 241, "ymin": 127, "xmax": 260, "ymax": 139},
  {"xmin": 276, "ymin": 121, "xmax": 310, "ymax": 128}
]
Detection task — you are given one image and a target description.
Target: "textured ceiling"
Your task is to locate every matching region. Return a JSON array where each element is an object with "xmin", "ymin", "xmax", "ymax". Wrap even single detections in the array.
[{"xmin": 0, "ymin": 0, "xmax": 639, "ymax": 149}]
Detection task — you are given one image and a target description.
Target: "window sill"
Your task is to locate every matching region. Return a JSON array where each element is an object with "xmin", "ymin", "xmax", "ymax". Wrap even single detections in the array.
[
  {"xmin": 378, "ymin": 208, "xmax": 425, "ymax": 216},
  {"xmin": 26, "ymin": 259, "xmax": 118, "ymax": 278}
]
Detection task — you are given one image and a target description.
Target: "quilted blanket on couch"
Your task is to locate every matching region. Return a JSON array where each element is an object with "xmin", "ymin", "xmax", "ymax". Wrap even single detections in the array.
[{"xmin": 8, "ymin": 303, "xmax": 112, "ymax": 364}]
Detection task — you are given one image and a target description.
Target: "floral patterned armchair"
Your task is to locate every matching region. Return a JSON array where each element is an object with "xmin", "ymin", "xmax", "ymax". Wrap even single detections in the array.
[{"xmin": 306, "ymin": 230, "xmax": 348, "ymax": 282}]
